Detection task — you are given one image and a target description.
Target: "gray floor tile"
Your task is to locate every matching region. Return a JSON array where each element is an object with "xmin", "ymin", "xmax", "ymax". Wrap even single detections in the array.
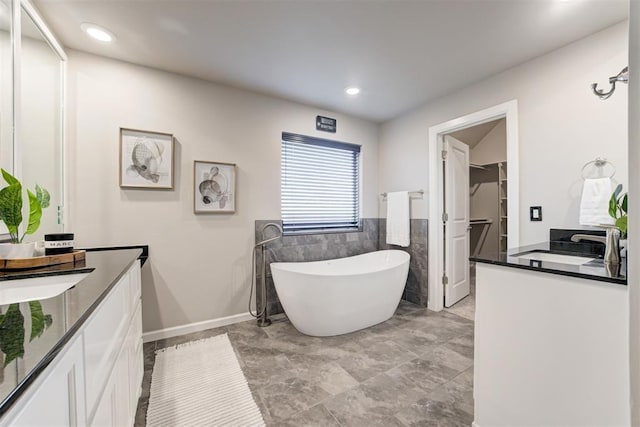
[
  {"xmin": 334, "ymin": 338, "xmax": 418, "ymax": 382},
  {"xmin": 287, "ymin": 352, "xmax": 359, "ymax": 396},
  {"xmin": 421, "ymin": 344, "xmax": 474, "ymax": 372},
  {"xmin": 395, "ymin": 300, "xmax": 424, "ymax": 316},
  {"xmin": 135, "ymin": 297, "xmax": 477, "ymax": 426},
  {"xmin": 271, "ymin": 404, "xmax": 341, "ymax": 427},
  {"xmin": 387, "ymin": 357, "xmax": 462, "ymax": 392},
  {"xmin": 442, "ymin": 334, "xmax": 474, "ymax": 360},
  {"xmin": 444, "ymin": 294, "xmax": 475, "ymax": 321},
  {"xmin": 395, "ymin": 397, "xmax": 473, "ymax": 427},
  {"xmin": 243, "ymin": 353, "xmax": 299, "ymax": 390},
  {"xmin": 258, "ymin": 377, "xmax": 332, "ymax": 420},
  {"xmin": 452, "ymin": 367, "xmax": 474, "ymax": 389}
]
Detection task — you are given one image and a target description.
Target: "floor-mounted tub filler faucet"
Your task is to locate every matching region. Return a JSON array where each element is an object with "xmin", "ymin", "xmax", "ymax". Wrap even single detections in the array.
[
  {"xmin": 570, "ymin": 228, "xmax": 621, "ymax": 265},
  {"xmin": 248, "ymin": 223, "xmax": 283, "ymax": 327}
]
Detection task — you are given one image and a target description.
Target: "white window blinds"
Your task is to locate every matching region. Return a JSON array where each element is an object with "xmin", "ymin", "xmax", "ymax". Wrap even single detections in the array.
[{"xmin": 281, "ymin": 132, "xmax": 361, "ymax": 233}]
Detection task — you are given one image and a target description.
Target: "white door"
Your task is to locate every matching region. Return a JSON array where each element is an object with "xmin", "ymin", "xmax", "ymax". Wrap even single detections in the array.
[{"xmin": 443, "ymin": 135, "xmax": 470, "ymax": 307}]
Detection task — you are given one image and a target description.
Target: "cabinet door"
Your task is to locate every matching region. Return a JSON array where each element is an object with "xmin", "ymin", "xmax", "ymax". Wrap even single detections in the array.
[
  {"xmin": 90, "ymin": 344, "xmax": 130, "ymax": 427},
  {"xmin": 84, "ymin": 273, "xmax": 130, "ymax": 417},
  {"xmin": 4, "ymin": 336, "xmax": 86, "ymax": 427},
  {"xmin": 127, "ymin": 301, "xmax": 143, "ymax": 423}
]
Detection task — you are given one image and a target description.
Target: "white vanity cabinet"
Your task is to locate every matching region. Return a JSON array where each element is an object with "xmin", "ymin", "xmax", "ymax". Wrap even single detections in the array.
[
  {"xmin": 0, "ymin": 260, "xmax": 143, "ymax": 427},
  {"xmin": 2, "ymin": 335, "xmax": 87, "ymax": 427},
  {"xmin": 474, "ymin": 263, "xmax": 629, "ymax": 426},
  {"xmin": 86, "ymin": 261, "xmax": 143, "ymax": 427}
]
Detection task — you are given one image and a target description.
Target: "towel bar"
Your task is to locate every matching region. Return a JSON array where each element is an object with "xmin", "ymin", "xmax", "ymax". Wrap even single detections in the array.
[{"xmin": 380, "ymin": 189, "xmax": 424, "ymax": 198}]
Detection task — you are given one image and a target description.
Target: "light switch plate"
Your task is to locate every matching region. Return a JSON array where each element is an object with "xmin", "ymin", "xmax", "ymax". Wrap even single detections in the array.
[{"xmin": 530, "ymin": 206, "xmax": 542, "ymax": 221}]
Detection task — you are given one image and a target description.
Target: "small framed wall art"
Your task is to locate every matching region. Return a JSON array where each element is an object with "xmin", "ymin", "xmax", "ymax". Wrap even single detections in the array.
[
  {"xmin": 194, "ymin": 160, "xmax": 236, "ymax": 213},
  {"xmin": 120, "ymin": 128, "xmax": 174, "ymax": 189}
]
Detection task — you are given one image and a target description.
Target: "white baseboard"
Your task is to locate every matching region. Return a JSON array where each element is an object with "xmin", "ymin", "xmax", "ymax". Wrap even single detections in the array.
[
  {"xmin": 142, "ymin": 312, "xmax": 254, "ymax": 343},
  {"xmin": 472, "ymin": 422, "xmax": 479, "ymax": 427}
]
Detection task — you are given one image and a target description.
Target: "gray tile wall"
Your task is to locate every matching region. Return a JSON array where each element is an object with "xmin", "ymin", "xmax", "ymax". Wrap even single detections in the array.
[
  {"xmin": 378, "ymin": 219, "xmax": 429, "ymax": 306},
  {"xmin": 254, "ymin": 218, "xmax": 428, "ymax": 316}
]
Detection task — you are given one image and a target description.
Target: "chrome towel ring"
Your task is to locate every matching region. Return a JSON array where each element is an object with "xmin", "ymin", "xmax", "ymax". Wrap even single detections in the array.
[{"xmin": 581, "ymin": 157, "xmax": 616, "ymax": 180}]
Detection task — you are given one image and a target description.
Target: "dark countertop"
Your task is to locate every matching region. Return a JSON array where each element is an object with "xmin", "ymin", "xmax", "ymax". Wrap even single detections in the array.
[
  {"xmin": 0, "ymin": 248, "xmax": 142, "ymax": 417},
  {"xmin": 470, "ymin": 242, "xmax": 627, "ymax": 285}
]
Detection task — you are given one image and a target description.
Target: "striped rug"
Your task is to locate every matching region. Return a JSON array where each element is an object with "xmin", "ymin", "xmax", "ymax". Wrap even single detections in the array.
[{"xmin": 146, "ymin": 334, "xmax": 265, "ymax": 427}]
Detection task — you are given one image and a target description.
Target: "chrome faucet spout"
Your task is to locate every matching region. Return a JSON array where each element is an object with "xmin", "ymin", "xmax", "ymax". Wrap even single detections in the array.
[
  {"xmin": 256, "ymin": 223, "xmax": 283, "ymax": 247},
  {"xmin": 570, "ymin": 229, "xmax": 620, "ymax": 265},
  {"xmin": 570, "ymin": 234, "xmax": 606, "ymax": 244}
]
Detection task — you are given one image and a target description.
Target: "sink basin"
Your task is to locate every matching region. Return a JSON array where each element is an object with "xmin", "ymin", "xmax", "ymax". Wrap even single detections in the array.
[
  {"xmin": 0, "ymin": 272, "xmax": 91, "ymax": 305},
  {"xmin": 514, "ymin": 251, "xmax": 596, "ymax": 265}
]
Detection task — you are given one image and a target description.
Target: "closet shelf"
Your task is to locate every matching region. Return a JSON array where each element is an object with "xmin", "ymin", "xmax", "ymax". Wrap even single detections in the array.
[
  {"xmin": 470, "ymin": 161, "xmax": 502, "ymax": 169},
  {"xmin": 470, "ymin": 218, "xmax": 493, "ymax": 225}
]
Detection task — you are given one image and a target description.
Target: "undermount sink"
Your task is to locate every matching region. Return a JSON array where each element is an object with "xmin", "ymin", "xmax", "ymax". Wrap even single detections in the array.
[
  {"xmin": 514, "ymin": 251, "xmax": 596, "ymax": 266},
  {"xmin": 0, "ymin": 272, "xmax": 92, "ymax": 305}
]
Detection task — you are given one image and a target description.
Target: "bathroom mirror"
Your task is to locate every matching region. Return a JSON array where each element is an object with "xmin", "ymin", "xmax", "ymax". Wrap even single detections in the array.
[
  {"xmin": 19, "ymin": 2, "xmax": 65, "ymax": 240},
  {"xmin": 0, "ymin": 0, "xmax": 12, "ymax": 175}
]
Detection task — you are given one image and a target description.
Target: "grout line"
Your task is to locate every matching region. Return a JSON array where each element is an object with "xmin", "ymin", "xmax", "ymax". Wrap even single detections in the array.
[{"xmin": 325, "ymin": 404, "xmax": 345, "ymax": 426}]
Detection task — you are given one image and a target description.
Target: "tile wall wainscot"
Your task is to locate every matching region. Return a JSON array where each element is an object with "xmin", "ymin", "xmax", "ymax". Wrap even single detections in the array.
[
  {"xmin": 254, "ymin": 219, "xmax": 428, "ymax": 316},
  {"xmin": 379, "ymin": 219, "xmax": 429, "ymax": 306}
]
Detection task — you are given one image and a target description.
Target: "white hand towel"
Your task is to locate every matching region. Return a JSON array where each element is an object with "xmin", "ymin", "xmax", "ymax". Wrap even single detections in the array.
[
  {"xmin": 386, "ymin": 191, "xmax": 410, "ymax": 247},
  {"xmin": 579, "ymin": 178, "xmax": 615, "ymax": 226}
]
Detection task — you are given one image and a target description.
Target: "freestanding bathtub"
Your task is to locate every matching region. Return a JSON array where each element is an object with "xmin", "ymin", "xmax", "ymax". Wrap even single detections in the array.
[{"xmin": 270, "ymin": 250, "xmax": 410, "ymax": 336}]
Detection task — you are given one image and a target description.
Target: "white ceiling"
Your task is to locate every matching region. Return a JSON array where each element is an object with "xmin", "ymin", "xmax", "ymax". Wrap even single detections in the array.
[{"xmin": 33, "ymin": 0, "xmax": 628, "ymax": 123}]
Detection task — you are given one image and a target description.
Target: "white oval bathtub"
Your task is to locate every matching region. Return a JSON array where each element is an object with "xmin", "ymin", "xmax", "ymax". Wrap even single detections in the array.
[{"xmin": 270, "ymin": 250, "xmax": 410, "ymax": 336}]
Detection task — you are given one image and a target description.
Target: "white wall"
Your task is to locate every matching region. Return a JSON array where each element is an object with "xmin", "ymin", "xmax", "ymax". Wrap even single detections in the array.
[
  {"xmin": 65, "ymin": 50, "xmax": 379, "ymax": 333},
  {"xmin": 379, "ymin": 22, "xmax": 628, "ymax": 246}
]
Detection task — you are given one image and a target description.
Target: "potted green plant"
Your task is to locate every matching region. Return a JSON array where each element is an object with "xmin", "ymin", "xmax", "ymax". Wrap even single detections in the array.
[
  {"xmin": 609, "ymin": 183, "xmax": 628, "ymax": 256},
  {"xmin": 0, "ymin": 169, "xmax": 50, "ymax": 259}
]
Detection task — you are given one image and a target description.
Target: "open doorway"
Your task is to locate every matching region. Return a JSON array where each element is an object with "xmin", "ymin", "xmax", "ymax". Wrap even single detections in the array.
[
  {"xmin": 427, "ymin": 100, "xmax": 519, "ymax": 312},
  {"xmin": 442, "ymin": 118, "xmax": 507, "ymax": 318}
]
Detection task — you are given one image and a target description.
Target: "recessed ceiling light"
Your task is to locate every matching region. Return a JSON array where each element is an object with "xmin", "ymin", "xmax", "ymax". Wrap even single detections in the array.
[
  {"xmin": 345, "ymin": 87, "xmax": 361, "ymax": 96},
  {"xmin": 81, "ymin": 23, "xmax": 115, "ymax": 43}
]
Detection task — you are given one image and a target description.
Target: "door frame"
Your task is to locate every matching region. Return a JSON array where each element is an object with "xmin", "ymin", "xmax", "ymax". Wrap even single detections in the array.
[{"xmin": 427, "ymin": 100, "xmax": 519, "ymax": 311}]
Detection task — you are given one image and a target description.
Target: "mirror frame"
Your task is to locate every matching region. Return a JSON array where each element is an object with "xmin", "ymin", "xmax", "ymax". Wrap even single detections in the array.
[{"xmin": 6, "ymin": 0, "xmax": 67, "ymax": 236}]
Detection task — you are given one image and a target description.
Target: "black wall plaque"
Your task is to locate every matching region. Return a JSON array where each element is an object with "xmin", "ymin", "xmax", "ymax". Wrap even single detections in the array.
[{"xmin": 316, "ymin": 115, "xmax": 336, "ymax": 133}]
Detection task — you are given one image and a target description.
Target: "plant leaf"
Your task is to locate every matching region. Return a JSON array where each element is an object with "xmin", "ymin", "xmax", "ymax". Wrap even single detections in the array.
[
  {"xmin": 613, "ymin": 183, "xmax": 623, "ymax": 200},
  {"xmin": 1, "ymin": 169, "xmax": 19, "ymax": 187},
  {"xmin": 0, "ymin": 304, "xmax": 25, "ymax": 367},
  {"xmin": 616, "ymin": 216, "xmax": 628, "ymax": 235},
  {"xmin": 35, "ymin": 184, "xmax": 50, "ymax": 209},
  {"xmin": 622, "ymin": 193, "xmax": 628, "ymax": 214},
  {"xmin": 0, "ymin": 183, "xmax": 22, "ymax": 240},
  {"xmin": 25, "ymin": 189, "xmax": 42, "ymax": 236},
  {"xmin": 609, "ymin": 193, "xmax": 618, "ymax": 219},
  {"xmin": 28, "ymin": 301, "xmax": 45, "ymax": 341}
]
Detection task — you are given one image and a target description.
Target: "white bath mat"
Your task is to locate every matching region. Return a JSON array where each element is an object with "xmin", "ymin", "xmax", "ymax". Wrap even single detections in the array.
[{"xmin": 146, "ymin": 334, "xmax": 265, "ymax": 427}]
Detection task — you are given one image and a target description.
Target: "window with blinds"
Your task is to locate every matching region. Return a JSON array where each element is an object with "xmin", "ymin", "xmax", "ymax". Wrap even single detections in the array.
[{"xmin": 281, "ymin": 132, "xmax": 361, "ymax": 233}]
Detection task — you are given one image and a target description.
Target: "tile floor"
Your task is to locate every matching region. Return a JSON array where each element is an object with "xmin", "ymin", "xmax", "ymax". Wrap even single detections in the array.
[
  {"xmin": 444, "ymin": 263, "xmax": 476, "ymax": 321},
  {"xmin": 136, "ymin": 301, "xmax": 475, "ymax": 426}
]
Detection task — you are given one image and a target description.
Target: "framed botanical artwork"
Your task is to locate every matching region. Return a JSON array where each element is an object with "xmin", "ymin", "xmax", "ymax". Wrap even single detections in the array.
[
  {"xmin": 119, "ymin": 128, "xmax": 174, "ymax": 189},
  {"xmin": 194, "ymin": 160, "xmax": 237, "ymax": 213}
]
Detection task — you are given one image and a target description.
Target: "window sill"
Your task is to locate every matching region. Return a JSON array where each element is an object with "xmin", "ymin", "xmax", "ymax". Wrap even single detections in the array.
[{"xmin": 283, "ymin": 226, "xmax": 363, "ymax": 236}]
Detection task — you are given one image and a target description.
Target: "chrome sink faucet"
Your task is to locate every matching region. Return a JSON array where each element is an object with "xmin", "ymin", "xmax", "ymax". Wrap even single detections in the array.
[{"xmin": 570, "ymin": 228, "xmax": 621, "ymax": 265}]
